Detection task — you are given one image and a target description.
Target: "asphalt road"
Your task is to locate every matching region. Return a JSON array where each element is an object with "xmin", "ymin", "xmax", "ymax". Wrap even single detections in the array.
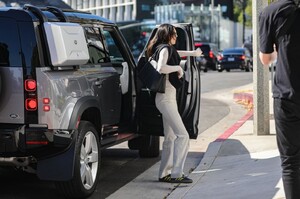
[{"xmin": 0, "ymin": 71, "xmax": 253, "ymax": 199}]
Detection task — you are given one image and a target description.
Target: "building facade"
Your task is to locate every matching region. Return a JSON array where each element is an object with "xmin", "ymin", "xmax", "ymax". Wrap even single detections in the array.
[{"xmin": 63, "ymin": 0, "xmax": 159, "ymax": 22}]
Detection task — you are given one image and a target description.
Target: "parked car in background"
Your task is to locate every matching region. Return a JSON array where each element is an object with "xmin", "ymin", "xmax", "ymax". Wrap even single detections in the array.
[
  {"xmin": 194, "ymin": 42, "xmax": 219, "ymax": 72},
  {"xmin": 217, "ymin": 47, "xmax": 252, "ymax": 72}
]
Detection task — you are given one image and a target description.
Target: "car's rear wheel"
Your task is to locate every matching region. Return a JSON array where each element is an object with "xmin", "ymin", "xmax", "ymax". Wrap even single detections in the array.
[
  {"xmin": 226, "ymin": 69, "xmax": 230, "ymax": 72},
  {"xmin": 218, "ymin": 69, "xmax": 223, "ymax": 72},
  {"xmin": 55, "ymin": 121, "xmax": 100, "ymax": 198}
]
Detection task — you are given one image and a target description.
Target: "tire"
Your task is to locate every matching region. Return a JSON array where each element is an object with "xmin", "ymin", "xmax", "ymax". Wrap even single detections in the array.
[
  {"xmin": 225, "ymin": 69, "xmax": 230, "ymax": 72},
  {"xmin": 55, "ymin": 121, "xmax": 100, "ymax": 199},
  {"xmin": 138, "ymin": 135, "xmax": 160, "ymax": 158}
]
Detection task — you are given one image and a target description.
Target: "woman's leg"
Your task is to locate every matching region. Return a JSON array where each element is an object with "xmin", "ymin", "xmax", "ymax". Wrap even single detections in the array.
[
  {"xmin": 159, "ymin": 119, "xmax": 176, "ymax": 178},
  {"xmin": 156, "ymin": 100, "xmax": 189, "ymax": 178}
]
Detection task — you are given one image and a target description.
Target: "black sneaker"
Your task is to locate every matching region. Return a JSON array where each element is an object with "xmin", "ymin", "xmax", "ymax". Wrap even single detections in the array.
[
  {"xmin": 159, "ymin": 174, "xmax": 171, "ymax": 182},
  {"xmin": 171, "ymin": 176, "xmax": 193, "ymax": 183}
]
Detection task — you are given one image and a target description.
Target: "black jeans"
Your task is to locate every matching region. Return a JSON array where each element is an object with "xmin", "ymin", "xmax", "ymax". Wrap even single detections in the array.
[{"xmin": 274, "ymin": 98, "xmax": 300, "ymax": 199}]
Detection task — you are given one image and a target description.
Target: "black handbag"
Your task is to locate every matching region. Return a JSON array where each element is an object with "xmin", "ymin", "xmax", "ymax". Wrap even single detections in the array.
[{"xmin": 137, "ymin": 46, "xmax": 167, "ymax": 93}]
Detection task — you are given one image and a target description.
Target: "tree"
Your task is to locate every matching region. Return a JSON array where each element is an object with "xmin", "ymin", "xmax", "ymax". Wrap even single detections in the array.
[{"xmin": 234, "ymin": 0, "xmax": 252, "ymax": 27}]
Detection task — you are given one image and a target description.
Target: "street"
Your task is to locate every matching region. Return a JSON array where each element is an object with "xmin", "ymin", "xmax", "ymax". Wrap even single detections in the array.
[{"xmin": 0, "ymin": 71, "xmax": 253, "ymax": 199}]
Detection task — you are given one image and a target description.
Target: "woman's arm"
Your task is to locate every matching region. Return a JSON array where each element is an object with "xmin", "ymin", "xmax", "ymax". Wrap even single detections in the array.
[
  {"xmin": 177, "ymin": 48, "xmax": 202, "ymax": 57},
  {"xmin": 157, "ymin": 48, "xmax": 183, "ymax": 77}
]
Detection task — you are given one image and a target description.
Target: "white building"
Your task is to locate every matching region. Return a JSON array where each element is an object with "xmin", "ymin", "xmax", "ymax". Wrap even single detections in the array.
[{"xmin": 63, "ymin": 0, "xmax": 137, "ymax": 22}]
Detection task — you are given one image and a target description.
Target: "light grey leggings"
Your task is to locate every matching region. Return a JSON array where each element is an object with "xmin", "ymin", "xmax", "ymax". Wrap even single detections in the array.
[{"xmin": 155, "ymin": 80, "xmax": 190, "ymax": 178}]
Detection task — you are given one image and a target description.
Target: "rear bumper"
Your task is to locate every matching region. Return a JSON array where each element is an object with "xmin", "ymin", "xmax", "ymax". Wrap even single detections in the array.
[
  {"xmin": 0, "ymin": 124, "xmax": 74, "ymax": 161},
  {"xmin": 0, "ymin": 124, "xmax": 77, "ymax": 181},
  {"xmin": 218, "ymin": 61, "xmax": 246, "ymax": 69}
]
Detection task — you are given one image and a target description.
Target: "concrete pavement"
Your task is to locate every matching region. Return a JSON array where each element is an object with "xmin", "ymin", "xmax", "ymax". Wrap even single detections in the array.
[
  {"xmin": 168, "ymin": 81, "xmax": 285, "ymax": 199},
  {"xmin": 108, "ymin": 81, "xmax": 285, "ymax": 199}
]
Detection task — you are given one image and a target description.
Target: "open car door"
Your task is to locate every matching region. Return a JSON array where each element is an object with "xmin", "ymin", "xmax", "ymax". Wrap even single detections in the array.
[{"xmin": 136, "ymin": 23, "xmax": 201, "ymax": 139}]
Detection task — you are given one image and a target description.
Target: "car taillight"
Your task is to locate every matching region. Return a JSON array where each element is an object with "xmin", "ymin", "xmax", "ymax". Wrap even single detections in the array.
[
  {"xmin": 195, "ymin": 43, "xmax": 202, "ymax": 47},
  {"xmin": 209, "ymin": 51, "xmax": 214, "ymax": 58},
  {"xmin": 43, "ymin": 98, "xmax": 50, "ymax": 112},
  {"xmin": 24, "ymin": 78, "xmax": 37, "ymax": 112},
  {"xmin": 240, "ymin": 55, "xmax": 246, "ymax": 60},
  {"xmin": 25, "ymin": 98, "xmax": 37, "ymax": 111},
  {"xmin": 217, "ymin": 55, "xmax": 223, "ymax": 61},
  {"xmin": 25, "ymin": 79, "xmax": 36, "ymax": 91}
]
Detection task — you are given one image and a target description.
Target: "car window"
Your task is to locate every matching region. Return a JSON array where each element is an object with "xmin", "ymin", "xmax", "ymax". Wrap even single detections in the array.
[
  {"xmin": 174, "ymin": 28, "xmax": 187, "ymax": 50},
  {"xmin": 103, "ymin": 29, "xmax": 125, "ymax": 63},
  {"xmin": 119, "ymin": 23, "xmax": 155, "ymax": 61},
  {"xmin": 84, "ymin": 27, "xmax": 109, "ymax": 64},
  {"xmin": 223, "ymin": 49, "xmax": 243, "ymax": 54},
  {"xmin": 0, "ymin": 18, "xmax": 22, "ymax": 67}
]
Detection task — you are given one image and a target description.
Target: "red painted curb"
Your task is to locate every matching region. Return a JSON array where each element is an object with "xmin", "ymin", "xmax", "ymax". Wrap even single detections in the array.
[{"xmin": 215, "ymin": 92, "xmax": 254, "ymax": 142}]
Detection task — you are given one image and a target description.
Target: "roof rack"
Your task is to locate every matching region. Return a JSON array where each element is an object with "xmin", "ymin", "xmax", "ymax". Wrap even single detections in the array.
[
  {"xmin": 23, "ymin": 4, "xmax": 68, "ymax": 23},
  {"xmin": 45, "ymin": 6, "xmax": 68, "ymax": 22},
  {"xmin": 23, "ymin": 4, "xmax": 48, "ymax": 22}
]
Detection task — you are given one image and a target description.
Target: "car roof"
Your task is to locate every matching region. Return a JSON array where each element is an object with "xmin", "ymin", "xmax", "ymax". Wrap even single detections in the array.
[
  {"xmin": 222, "ymin": 47, "xmax": 245, "ymax": 54},
  {"xmin": 0, "ymin": 6, "xmax": 114, "ymax": 25}
]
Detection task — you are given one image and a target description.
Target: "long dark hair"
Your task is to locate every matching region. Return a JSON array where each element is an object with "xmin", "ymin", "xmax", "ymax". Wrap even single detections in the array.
[{"xmin": 146, "ymin": 24, "xmax": 176, "ymax": 58}]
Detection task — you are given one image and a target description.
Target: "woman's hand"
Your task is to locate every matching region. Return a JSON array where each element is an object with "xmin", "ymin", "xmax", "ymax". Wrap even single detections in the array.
[
  {"xmin": 194, "ymin": 48, "xmax": 203, "ymax": 57},
  {"xmin": 177, "ymin": 66, "xmax": 184, "ymax": 78}
]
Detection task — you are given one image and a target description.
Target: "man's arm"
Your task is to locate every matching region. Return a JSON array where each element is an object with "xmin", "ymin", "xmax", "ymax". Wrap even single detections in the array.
[{"xmin": 259, "ymin": 51, "xmax": 277, "ymax": 66}]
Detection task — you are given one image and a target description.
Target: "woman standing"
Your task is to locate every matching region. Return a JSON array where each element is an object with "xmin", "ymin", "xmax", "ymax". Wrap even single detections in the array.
[{"xmin": 146, "ymin": 24, "xmax": 202, "ymax": 183}]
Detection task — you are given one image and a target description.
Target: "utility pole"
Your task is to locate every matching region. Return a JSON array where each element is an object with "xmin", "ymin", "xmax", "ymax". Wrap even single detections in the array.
[
  {"xmin": 242, "ymin": 0, "xmax": 246, "ymax": 43},
  {"xmin": 211, "ymin": 0, "xmax": 214, "ymax": 43},
  {"xmin": 253, "ymin": 0, "xmax": 270, "ymax": 135}
]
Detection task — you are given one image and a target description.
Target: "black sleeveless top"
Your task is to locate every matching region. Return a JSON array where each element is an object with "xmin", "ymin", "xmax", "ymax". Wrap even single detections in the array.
[{"xmin": 153, "ymin": 44, "xmax": 183, "ymax": 89}]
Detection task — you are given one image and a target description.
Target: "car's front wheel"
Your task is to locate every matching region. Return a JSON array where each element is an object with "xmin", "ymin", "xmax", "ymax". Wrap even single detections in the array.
[{"xmin": 55, "ymin": 121, "xmax": 100, "ymax": 198}]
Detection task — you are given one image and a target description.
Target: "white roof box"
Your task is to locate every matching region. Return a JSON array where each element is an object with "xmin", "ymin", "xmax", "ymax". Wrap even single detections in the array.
[{"xmin": 44, "ymin": 22, "xmax": 89, "ymax": 67}]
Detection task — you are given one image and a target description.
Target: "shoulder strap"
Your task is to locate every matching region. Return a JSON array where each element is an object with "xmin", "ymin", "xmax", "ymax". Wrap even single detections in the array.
[{"xmin": 152, "ymin": 44, "xmax": 170, "ymax": 62}]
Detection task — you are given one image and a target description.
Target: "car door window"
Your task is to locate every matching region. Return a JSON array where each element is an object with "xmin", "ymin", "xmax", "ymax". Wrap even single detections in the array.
[
  {"xmin": 174, "ymin": 28, "xmax": 187, "ymax": 50},
  {"xmin": 102, "ymin": 28, "xmax": 125, "ymax": 63},
  {"xmin": 84, "ymin": 27, "xmax": 109, "ymax": 65}
]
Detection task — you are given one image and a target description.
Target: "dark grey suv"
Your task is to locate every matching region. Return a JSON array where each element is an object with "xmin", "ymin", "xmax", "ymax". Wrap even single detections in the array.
[{"xmin": 0, "ymin": 5, "xmax": 201, "ymax": 198}]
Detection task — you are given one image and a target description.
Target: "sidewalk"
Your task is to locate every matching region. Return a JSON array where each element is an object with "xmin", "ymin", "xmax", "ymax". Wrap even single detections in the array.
[{"xmin": 168, "ymin": 81, "xmax": 285, "ymax": 199}]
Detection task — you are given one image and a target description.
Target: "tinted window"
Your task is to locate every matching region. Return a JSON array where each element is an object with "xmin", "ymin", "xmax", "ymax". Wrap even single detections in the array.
[
  {"xmin": 103, "ymin": 28, "xmax": 125, "ymax": 62},
  {"xmin": 174, "ymin": 28, "xmax": 187, "ymax": 50},
  {"xmin": 84, "ymin": 27, "xmax": 109, "ymax": 64},
  {"xmin": 223, "ymin": 49, "xmax": 244, "ymax": 54},
  {"xmin": 0, "ymin": 18, "xmax": 22, "ymax": 66},
  {"xmin": 120, "ymin": 23, "xmax": 155, "ymax": 60}
]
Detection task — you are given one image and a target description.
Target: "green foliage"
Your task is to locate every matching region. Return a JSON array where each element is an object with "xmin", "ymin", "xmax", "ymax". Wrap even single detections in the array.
[{"xmin": 233, "ymin": 0, "xmax": 252, "ymax": 27}]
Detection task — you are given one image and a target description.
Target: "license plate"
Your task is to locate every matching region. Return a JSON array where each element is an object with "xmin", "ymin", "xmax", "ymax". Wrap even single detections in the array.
[{"xmin": 228, "ymin": 57, "xmax": 234, "ymax": 61}]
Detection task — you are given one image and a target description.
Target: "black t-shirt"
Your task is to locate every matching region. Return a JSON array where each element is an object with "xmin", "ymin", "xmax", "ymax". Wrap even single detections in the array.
[{"xmin": 260, "ymin": 0, "xmax": 300, "ymax": 101}]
